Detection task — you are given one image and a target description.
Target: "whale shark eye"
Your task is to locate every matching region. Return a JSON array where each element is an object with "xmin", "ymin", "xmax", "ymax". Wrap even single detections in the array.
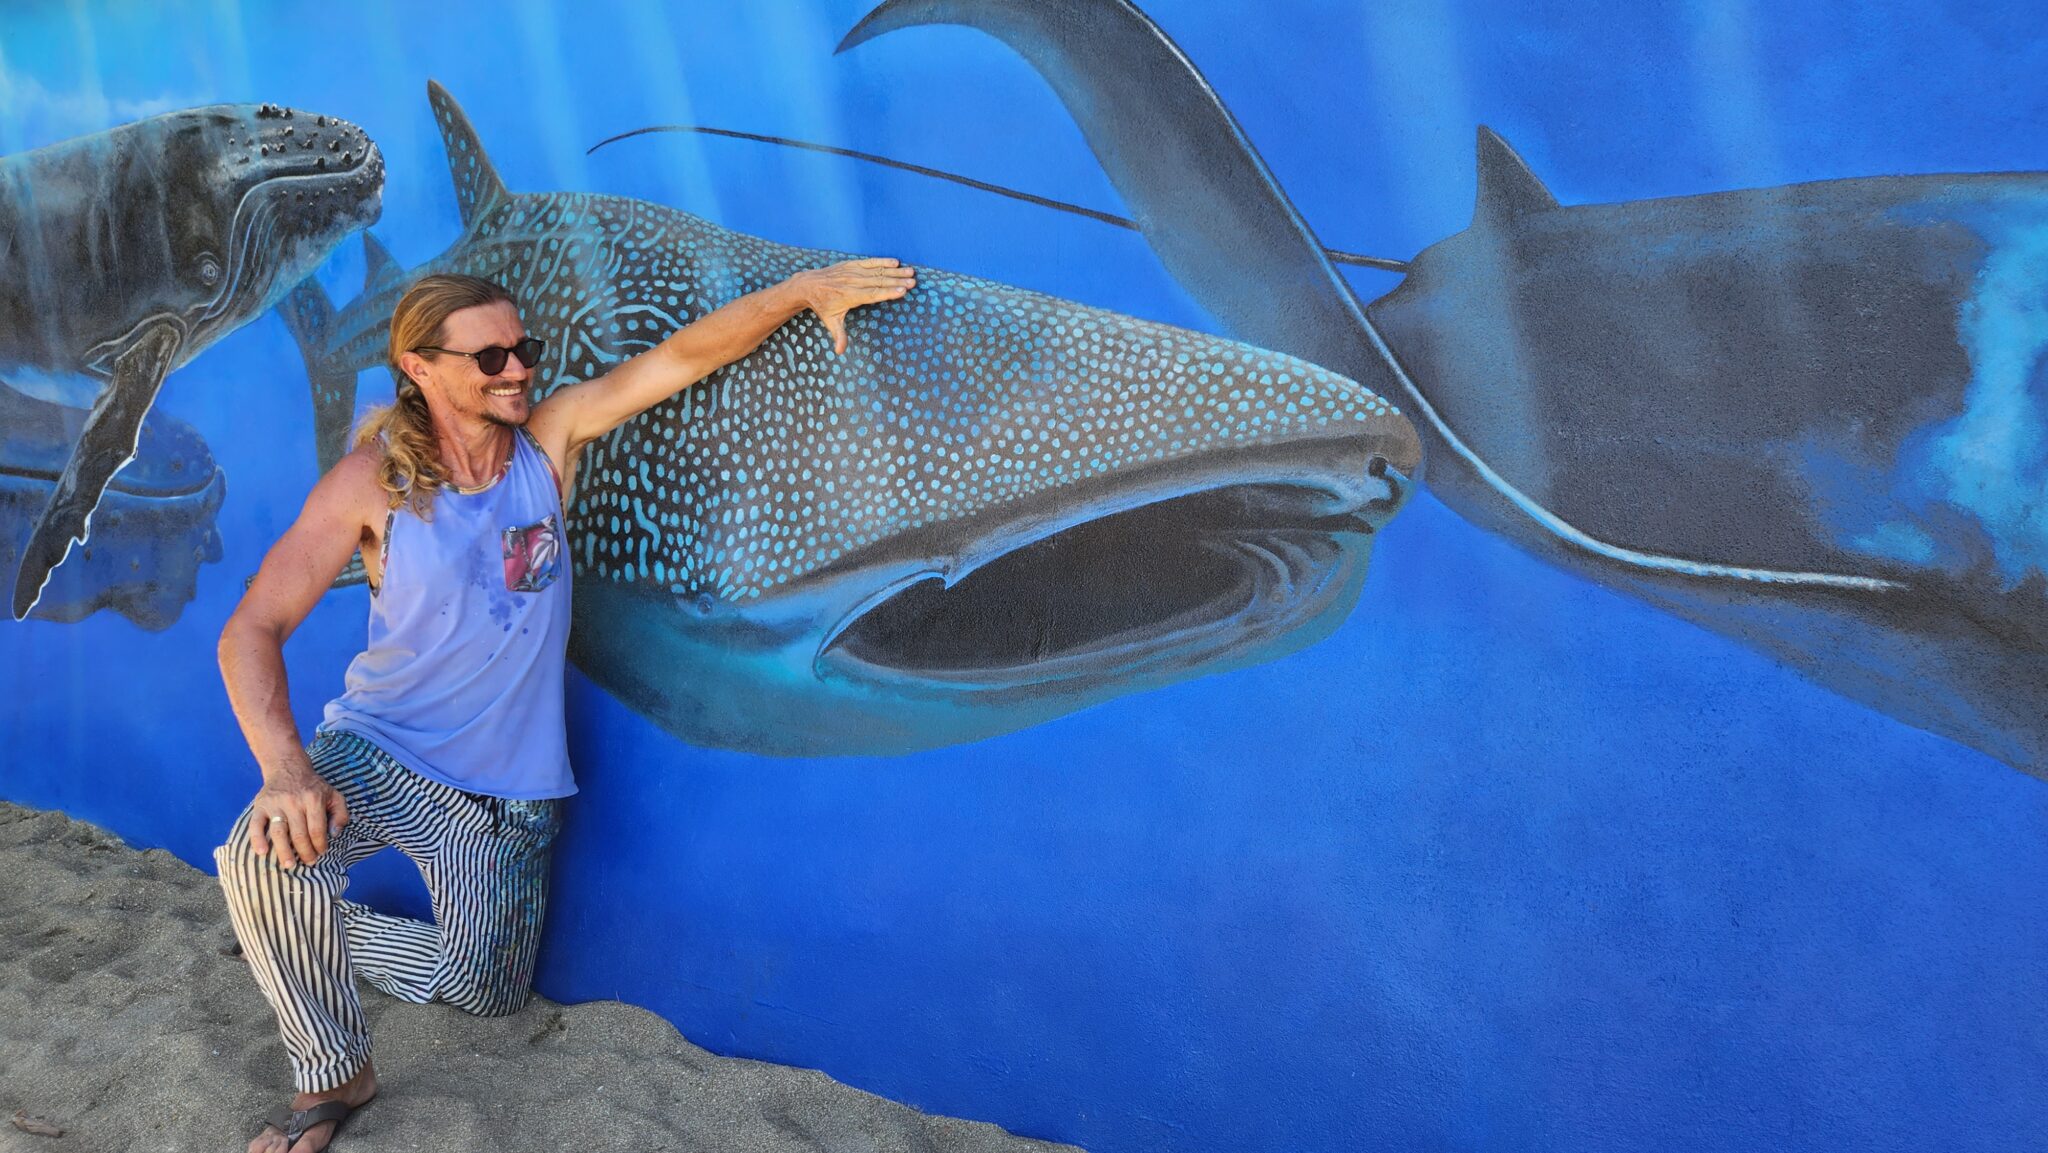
[{"xmin": 197, "ymin": 253, "xmax": 222, "ymax": 286}]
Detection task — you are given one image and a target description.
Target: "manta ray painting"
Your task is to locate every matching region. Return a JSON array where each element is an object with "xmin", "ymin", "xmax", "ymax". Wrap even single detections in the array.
[
  {"xmin": 802, "ymin": 0, "xmax": 2048, "ymax": 778},
  {"xmin": 0, "ymin": 102, "xmax": 383, "ymax": 624},
  {"xmin": 283, "ymin": 82, "xmax": 1420, "ymax": 757}
]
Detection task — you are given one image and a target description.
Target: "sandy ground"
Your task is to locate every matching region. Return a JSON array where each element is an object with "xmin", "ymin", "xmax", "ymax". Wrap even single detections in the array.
[{"xmin": 0, "ymin": 802, "xmax": 1081, "ymax": 1153}]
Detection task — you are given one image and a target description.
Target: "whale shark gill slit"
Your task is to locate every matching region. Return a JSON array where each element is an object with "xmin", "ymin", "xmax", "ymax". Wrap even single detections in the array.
[{"xmin": 593, "ymin": 122, "xmax": 1905, "ymax": 596}]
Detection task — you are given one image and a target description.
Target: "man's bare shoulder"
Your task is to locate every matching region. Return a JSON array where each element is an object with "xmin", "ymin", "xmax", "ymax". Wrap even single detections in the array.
[
  {"xmin": 306, "ymin": 442, "xmax": 390, "ymax": 526},
  {"xmin": 526, "ymin": 386, "xmax": 590, "ymax": 456}
]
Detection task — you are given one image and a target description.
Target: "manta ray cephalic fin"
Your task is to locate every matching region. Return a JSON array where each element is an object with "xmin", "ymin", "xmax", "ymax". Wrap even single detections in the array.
[
  {"xmin": 428, "ymin": 79, "xmax": 509, "ymax": 229},
  {"xmin": 13, "ymin": 317, "xmax": 183, "ymax": 620}
]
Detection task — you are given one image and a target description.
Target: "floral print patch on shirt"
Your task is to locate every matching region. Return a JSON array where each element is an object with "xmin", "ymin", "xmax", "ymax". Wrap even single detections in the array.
[{"xmin": 502, "ymin": 514, "xmax": 562, "ymax": 593}]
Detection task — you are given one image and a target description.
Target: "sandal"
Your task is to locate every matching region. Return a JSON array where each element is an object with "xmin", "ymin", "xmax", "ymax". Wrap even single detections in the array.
[{"xmin": 255, "ymin": 1099, "xmax": 359, "ymax": 1151}]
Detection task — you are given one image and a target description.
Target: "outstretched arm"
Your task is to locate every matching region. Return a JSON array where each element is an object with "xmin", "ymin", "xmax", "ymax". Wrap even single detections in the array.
[{"xmin": 532, "ymin": 256, "xmax": 916, "ymax": 454}]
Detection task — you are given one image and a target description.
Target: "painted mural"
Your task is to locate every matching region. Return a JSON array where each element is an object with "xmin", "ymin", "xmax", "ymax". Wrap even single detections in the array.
[
  {"xmin": 285, "ymin": 81, "xmax": 1420, "ymax": 755},
  {"xmin": 0, "ymin": 103, "xmax": 382, "ymax": 623},
  {"xmin": 3, "ymin": 2, "xmax": 2044, "ymax": 1153},
  {"xmin": 640, "ymin": 0, "xmax": 2048, "ymax": 778}
]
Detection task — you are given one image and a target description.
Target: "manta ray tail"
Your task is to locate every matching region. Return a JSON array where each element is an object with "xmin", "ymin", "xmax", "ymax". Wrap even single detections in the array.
[
  {"xmin": 585, "ymin": 123, "xmax": 1410, "ymax": 272},
  {"xmin": 427, "ymin": 79, "xmax": 509, "ymax": 229}
]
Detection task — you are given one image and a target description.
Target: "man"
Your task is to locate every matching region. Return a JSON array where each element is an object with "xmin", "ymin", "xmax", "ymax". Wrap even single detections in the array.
[{"xmin": 216, "ymin": 257, "xmax": 915, "ymax": 1153}]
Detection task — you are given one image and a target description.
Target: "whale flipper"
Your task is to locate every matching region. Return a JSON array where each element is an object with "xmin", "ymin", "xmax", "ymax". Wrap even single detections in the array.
[
  {"xmin": 840, "ymin": 0, "xmax": 1404, "ymax": 401},
  {"xmin": 13, "ymin": 317, "xmax": 183, "ymax": 619},
  {"xmin": 428, "ymin": 79, "xmax": 509, "ymax": 228}
]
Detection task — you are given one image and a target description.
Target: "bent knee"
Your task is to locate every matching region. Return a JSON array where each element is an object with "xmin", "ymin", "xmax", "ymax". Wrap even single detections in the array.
[
  {"xmin": 441, "ymin": 974, "xmax": 536, "ymax": 1018},
  {"xmin": 213, "ymin": 815, "xmax": 340, "ymax": 898},
  {"xmin": 214, "ymin": 817, "xmax": 262, "ymax": 883}
]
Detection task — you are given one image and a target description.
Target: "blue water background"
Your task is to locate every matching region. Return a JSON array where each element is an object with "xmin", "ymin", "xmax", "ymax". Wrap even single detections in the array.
[{"xmin": 1, "ymin": 2, "xmax": 2043, "ymax": 1150}]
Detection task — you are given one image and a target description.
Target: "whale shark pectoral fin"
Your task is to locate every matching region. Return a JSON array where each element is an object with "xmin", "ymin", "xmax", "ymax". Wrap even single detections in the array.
[
  {"xmin": 426, "ymin": 80, "xmax": 509, "ymax": 229},
  {"xmin": 12, "ymin": 318, "xmax": 183, "ymax": 620},
  {"xmin": 277, "ymin": 273, "xmax": 358, "ymax": 477},
  {"xmin": 361, "ymin": 231, "xmax": 404, "ymax": 295},
  {"xmin": 1472, "ymin": 126, "xmax": 1558, "ymax": 230},
  {"xmin": 839, "ymin": 0, "xmax": 1406, "ymax": 401},
  {"xmin": 332, "ymin": 552, "xmax": 369, "ymax": 590},
  {"xmin": 242, "ymin": 552, "xmax": 368, "ymax": 596}
]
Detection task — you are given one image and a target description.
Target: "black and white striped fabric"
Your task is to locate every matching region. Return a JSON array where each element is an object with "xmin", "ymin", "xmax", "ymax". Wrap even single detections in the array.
[{"xmin": 215, "ymin": 729, "xmax": 561, "ymax": 1092}]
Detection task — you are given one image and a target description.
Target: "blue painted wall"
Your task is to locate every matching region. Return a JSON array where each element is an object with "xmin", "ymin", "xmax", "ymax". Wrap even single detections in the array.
[{"xmin": 2, "ymin": 2, "xmax": 2044, "ymax": 1151}]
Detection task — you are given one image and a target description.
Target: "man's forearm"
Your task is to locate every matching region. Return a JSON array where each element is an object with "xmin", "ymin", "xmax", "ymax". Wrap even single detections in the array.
[
  {"xmin": 653, "ymin": 278, "xmax": 809, "ymax": 379},
  {"xmin": 545, "ymin": 259, "xmax": 910, "ymax": 447},
  {"xmin": 219, "ymin": 620, "xmax": 315, "ymax": 783}
]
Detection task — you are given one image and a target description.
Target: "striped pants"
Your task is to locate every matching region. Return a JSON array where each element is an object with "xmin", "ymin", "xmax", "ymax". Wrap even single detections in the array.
[{"xmin": 215, "ymin": 730, "xmax": 561, "ymax": 1093}]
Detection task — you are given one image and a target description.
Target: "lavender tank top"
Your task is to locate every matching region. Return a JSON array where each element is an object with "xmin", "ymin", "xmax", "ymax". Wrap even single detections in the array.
[{"xmin": 321, "ymin": 427, "xmax": 576, "ymax": 799}]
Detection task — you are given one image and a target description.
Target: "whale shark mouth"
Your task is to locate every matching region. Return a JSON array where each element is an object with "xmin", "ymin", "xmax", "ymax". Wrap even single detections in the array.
[{"xmin": 820, "ymin": 466, "xmax": 1409, "ymax": 692}]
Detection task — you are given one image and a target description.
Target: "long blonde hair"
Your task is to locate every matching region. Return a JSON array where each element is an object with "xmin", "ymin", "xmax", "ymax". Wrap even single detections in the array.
[{"xmin": 355, "ymin": 274, "xmax": 516, "ymax": 515}]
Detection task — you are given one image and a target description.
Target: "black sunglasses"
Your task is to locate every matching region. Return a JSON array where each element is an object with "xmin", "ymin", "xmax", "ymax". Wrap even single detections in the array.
[{"xmin": 413, "ymin": 337, "xmax": 546, "ymax": 376}]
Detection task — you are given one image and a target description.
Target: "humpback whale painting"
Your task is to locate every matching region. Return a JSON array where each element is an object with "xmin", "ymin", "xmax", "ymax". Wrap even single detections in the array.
[
  {"xmin": 0, "ymin": 102, "xmax": 384, "ymax": 624},
  {"xmin": 808, "ymin": 0, "xmax": 2048, "ymax": 778},
  {"xmin": 283, "ymin": 82, "xmax": 1420, "ymax": 756},
  {"xmin": 0, "ymin": 382, "xmax": 224, "ymax": 628}
]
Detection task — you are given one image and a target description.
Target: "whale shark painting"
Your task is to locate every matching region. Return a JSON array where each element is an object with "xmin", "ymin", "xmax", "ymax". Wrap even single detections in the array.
[
  {"xmin": 0, "ymin": 102, "xmax": 384, "ymax": 623},
  {"xmin": 807, "ymin": 0, "xmax": 2048, "ymax": 779},
  {"xmin": 282, "ymin": 81, "xmax": 1421, "ymax": 756}
]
